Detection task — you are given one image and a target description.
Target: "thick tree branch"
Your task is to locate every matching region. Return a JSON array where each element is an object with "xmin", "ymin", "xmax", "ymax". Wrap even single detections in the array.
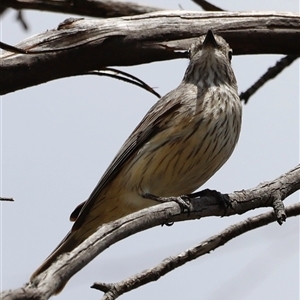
[
  {"xmin": 1, "ymin": 0, "xmax": 162, "ymax": 18},
  {"xmin": 92, "ymin": 202, "xmax": 300, "ymax": 300},
  {"xmin": 1, "ymin": 164, "xmax": 299, "ymax": 300},
  {"xmin": 1, "ymin": 11, "xmax": 299, "ymax": 95}
]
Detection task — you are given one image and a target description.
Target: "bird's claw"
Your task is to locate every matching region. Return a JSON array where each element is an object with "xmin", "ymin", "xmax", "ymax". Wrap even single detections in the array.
[
  {"xmin": 189, "ymin": 189, "xmax": 231, "ymax": 216},
  {"xmin": 143, "ymin": 193, "xmax": 191, "ymax": 213}
]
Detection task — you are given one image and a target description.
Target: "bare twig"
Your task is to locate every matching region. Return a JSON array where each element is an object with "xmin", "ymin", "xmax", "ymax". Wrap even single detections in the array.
[
  {"xmin": 86, "ymin": 68, "xmax": 161, "ymax": 99},
  {"xmin": 240, "ymin": 54, "xmax": 299, "ymax": 103},
  {"xmin": 92, "ymin": 202, "xmax": 300, "ymax": 300},
  {"xmin": 192, "ymin": 0, "xmax": 224, "ymax": 11},
  {"xmin": 0, "ymin": 197, "xmax": 14, "ymax": 201},
  {"xmin": 16, "ymin": 10, "xmax": 29, "ymax": 30}
]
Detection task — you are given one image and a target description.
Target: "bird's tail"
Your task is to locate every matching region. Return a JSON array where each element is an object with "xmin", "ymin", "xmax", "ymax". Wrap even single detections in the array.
[{"xmin": 30, "ymin": 229, "xmax": 81, "ymax": 294}]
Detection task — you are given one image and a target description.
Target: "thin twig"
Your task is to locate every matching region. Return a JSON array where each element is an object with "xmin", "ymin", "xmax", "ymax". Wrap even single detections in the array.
[
  {"xmin": 16, "ymin": 10, "xmax": 29, "ymax": 30},
  {"xmin": 192, "ymin": 0, "xmax": 224, "ymax": 11},
  {"xmin": 86, "ymin": 69, "xmax": 161, "ymax": 99},
  {"xmin": 0, "ymin": 197, "xmax": 14, "ymax": 201},
  {"xmin": 240, "ymin": 54, "xmax": 299, "ymax": 103}
]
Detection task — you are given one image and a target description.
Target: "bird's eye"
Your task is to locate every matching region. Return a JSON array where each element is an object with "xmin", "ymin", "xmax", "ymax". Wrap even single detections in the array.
[{"xmin": 228, "ymin": 50, "xmax": 233, "ymax": 61}]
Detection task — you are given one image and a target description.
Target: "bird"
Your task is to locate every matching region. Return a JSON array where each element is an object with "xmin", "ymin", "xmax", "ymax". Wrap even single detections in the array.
[{"xmin": 30, "ymin": 30, "xmax": 242, "ymax": 292}]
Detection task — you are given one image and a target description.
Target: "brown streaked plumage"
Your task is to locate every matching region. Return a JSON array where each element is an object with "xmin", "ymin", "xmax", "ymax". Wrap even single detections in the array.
[{"xmin": 30, "ymin": 30, "xmax": 242, "ymax": 292}]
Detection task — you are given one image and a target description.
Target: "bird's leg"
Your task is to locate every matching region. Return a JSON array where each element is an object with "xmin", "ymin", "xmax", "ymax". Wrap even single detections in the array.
[
  {"xmin": 142, "ymin": 192, "xmax": 191, "ymax": 213},
  {"xmin": 142, "ymin": 192, "xmax": 191, "ymax": 226}
]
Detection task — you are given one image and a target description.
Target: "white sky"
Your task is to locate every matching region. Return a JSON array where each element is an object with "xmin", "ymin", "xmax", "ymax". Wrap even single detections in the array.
[{"xmin": 1, "ymin": 1, "xmax": 299, "ymax": 300}]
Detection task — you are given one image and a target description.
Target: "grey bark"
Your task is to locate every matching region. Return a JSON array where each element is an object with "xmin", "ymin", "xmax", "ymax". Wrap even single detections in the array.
[
  {"xmin": 1, "ymin": 11, "xmax": 299, "ymax": 95},
  {"xmin": 2, "ymin": 164, "xmax": 300, "ymax": 300}
]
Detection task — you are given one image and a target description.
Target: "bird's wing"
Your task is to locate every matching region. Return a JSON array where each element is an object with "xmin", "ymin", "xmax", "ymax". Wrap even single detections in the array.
[
  {"xmin": 71, "ymin": 92, "xmax": 182, "ymax": 231},
  {"xmin": 30, "ymin": 90, "xmax": 183, "ymax": 282}
]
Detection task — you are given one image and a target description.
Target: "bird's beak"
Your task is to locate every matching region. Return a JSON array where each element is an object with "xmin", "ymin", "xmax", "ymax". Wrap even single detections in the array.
[{"xmin": 203, "ymin": 30, "xmax": 218, "ymax": 48}]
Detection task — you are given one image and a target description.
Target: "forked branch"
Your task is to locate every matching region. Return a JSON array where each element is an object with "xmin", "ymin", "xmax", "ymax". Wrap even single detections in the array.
[
  {"xmin": 1, "ymin": 164, "xmax": 299, "ymax": 300},
  {"xmin": 93, "ymin": 202, "xmax": 300, "ymax": 300}
]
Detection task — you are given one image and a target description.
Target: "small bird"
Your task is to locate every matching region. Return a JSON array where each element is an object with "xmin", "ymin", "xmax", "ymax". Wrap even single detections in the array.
[{"xmin": 30, "ymin": 30, "xmax": 242, "ymax": 292}]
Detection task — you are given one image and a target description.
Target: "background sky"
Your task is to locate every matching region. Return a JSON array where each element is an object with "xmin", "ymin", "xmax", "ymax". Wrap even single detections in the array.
[{"xmin": 1, "ymin": 1, "xmax": 299, "ymax": 300}]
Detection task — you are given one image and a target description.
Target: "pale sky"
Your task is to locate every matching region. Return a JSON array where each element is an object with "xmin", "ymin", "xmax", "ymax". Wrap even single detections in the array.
[{"xmin": 1, "ymin": 1, "xmax": 299, "ymax": 300}]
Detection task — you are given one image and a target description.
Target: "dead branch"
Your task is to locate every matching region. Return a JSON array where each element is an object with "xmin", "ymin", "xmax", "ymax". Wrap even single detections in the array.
[
  {"xmin": 86, "ymin": 68, "xmax": 161, "ymax": 98},
  {"xmin": 240, "ymin": 54, "xmax": 299, "ymax": 103},
  {"xmin": 1, "ymin": 0, "xmax": 162, "ymax": 18},
  {"xmin": 192, "ymin": 0, "xmax": 224, "ymax": 11},
  {"xmin": 0, "ymin": 11, "xmax": 299, "ymax": 95},
  {"xmin": 1, "ymin": 164, "xmax": 299, "ymax": 300},
  {"xmin": 93, "ymin": 202, "xmax": 300, "ymax": 300},
  {"xmin": 0, "ymin": 197, "xmax": 14, "ymax": 201},
  {"xmin": 191, "ymin": 2, "xmax": 299, "ymax": 103},
  {"xmin": 16, "ymin": 10, "xmax": 29, "ymax": 30}
]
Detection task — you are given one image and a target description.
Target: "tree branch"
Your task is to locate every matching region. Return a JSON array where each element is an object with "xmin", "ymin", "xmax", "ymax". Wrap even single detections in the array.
[
  {"xmin": 1, "ymin": 11, "xmax": 299, "ymax": 95},
  {"xmin": 192, "ymin": 0, "xmax": 224, "ymax": 11},
  {"xmin": 0, "ymin": 197, "xmax": 14, "ymax": 201},
  {"xmin": 239, "ymin": 54, "xmax": 299, "ymax": 103},
  {"xmin": 85, "ymin": 68, "xmax": 161, "ymax": 98},
  {"xmin": 1, "ymin": 0, "xmax": 162, "ymax": 18},
  {"xmin": 1, "ymin": 164, "xmax": 299, "ymax": 300},
  {"xmin": 92, "ymin": 202, "xmax": 300, "ymax": 300},
  {"xmin": 189, "ymin": 3, "xmax": 299, "ymax": 103},
  {"xmin": 16, "ymin": 10, "xmax": 29, "ymax": 30}
]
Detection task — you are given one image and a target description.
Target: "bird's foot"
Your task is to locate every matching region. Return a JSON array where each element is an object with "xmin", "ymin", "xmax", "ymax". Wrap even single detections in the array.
[
  {"xmin": 189, "ymin": 188, "xmax": 231, "ymax": 209},
  {"xmin": 142, "ymin": 192, "xmax": 191, "ymax": 213}
]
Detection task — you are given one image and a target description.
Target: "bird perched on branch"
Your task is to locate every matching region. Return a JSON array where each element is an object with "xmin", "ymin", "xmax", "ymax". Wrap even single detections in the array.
[{"xmin": 30, "ymin": 30, "xmax": 242, "ymax": 293}]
